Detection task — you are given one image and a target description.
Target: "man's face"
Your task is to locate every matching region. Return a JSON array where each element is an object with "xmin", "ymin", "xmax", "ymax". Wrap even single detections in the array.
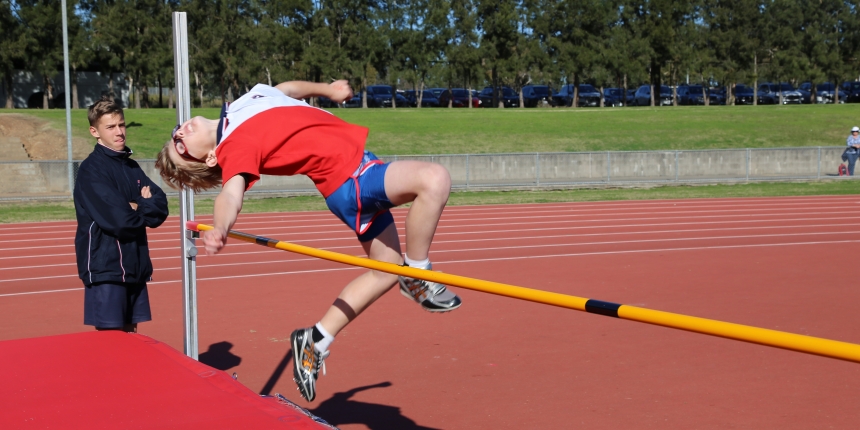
[{"xmin": 90, "ymin": 113, "xmax": 126, "ymax": 151}]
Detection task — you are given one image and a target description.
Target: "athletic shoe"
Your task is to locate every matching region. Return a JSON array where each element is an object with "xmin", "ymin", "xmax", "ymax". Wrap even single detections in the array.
[
  {"xmin": 398, "ymin": 267, "xmax": 462, "ymax": 312},
  {"xmin": 291, "ymin": 327, "xmax": 329, "ymax": 402}
]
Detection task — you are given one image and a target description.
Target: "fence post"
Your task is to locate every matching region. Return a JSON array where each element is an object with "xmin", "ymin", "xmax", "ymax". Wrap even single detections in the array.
[
  {"xmin": 465, "ymin": 154, "xmax": 470, "ymax": 189},
  {"xmin": 535, "ymin": 152, "xmax": 540, "ymax": 186},
  {"xmin": 746, "ymin": 149, "xmax": 751, "ymax": 181},
  {"xmin": 675, "ymin": 150, "xmax": 679, "ymax": 182},
  {"xmin": 607, "ymin": 152, "xmax": 611, "ymax": 183},
  {"xmin": 817, "ymin": 147, "xmax": 821, "ymax": 179}
]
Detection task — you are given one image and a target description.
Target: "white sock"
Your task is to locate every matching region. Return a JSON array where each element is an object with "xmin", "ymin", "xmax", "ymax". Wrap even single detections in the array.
[
  {"xmin": 404, "ymin": 255, "xmax": 431, "ymax": 270},
  {"xmin": 314, "ymin": 322, "xmax": 334, "ymax": 353}
]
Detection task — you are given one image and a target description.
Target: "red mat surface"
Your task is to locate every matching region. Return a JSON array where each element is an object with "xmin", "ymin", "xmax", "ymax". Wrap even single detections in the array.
[{"xmin": 0, "ymin": 331, "xmax": 333, "ymax": 429}]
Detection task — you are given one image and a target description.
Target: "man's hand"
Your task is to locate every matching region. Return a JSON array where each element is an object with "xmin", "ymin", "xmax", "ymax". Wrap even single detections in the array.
[
  {"xmin": 328, "ymin": 80, "xmax": 354, "ymax": 103},
  {"xmin": 130, "ymin": 202, "xmax": 138, "ymax": 210},
  {"xmin": 141, "ymin": 186, "xmax": 151, "ymax": 199},
  {"xmin": 203, "ymin": 227, "xmax": 228, "ymax": 255}
]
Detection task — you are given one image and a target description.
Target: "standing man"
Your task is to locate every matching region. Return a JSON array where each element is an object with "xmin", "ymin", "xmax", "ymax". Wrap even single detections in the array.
[
  {"xmin": 846, "ymin": 126, "xmax": 860, "ymax": 176},
  {"xmin": 74, "ymin": 96, "xmax": 169, "ymax": 332}
]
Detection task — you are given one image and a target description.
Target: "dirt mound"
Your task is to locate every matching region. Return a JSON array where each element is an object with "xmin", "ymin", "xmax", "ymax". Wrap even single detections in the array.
[{"xmin": 0, "ymin": 114, "xmax": 92, "ymax": 160}]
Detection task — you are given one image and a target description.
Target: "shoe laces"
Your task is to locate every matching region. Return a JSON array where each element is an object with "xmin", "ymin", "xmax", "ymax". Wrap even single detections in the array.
[{"xmin": 316, "ymin": 350, "xmax": 330, "ymax": 377}]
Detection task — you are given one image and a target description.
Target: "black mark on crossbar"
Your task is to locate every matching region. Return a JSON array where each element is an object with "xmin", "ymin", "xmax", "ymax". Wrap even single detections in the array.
[{"xmin": 585, "ymin": 299, "xmax": 622, "ymax": 318}]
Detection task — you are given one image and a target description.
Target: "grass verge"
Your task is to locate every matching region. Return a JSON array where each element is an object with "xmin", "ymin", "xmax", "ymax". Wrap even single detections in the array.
[
  {"xmin": 5, "ymin": 103, "xmax": 859, "ymax": 159},
  {"xmin": 2, "ymin": 180, "xmax": 856, "ymax": 224}
]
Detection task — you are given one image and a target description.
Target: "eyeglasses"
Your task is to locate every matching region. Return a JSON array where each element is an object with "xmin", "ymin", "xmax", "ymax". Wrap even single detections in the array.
[{"xmin": 172, "ymin": 124, "xmax": 208, "ymax": 163}]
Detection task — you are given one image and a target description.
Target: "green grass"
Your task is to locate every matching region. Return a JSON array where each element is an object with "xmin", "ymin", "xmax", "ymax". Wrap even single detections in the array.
[
  {"xmin": 4, "ymin": 103, "xmax": 859, "ymax": 159},
  {"xmin": 1, "ymin": 180, "xmax": 856, "ymax": 224}
]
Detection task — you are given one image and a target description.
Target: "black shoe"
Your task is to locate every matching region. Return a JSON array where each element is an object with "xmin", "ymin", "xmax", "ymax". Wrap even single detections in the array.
[{"xmin": 291, "ymin": 327, "xmax": 329, "ymax": 402}]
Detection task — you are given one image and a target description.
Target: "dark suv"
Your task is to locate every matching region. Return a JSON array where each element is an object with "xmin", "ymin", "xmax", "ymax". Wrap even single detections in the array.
[
  {"xmin": 364, "ymin": 85, "xmax": 409, "ymax": 107},
  {"xmin": 841, "ymin": 82, "xmax": 860, "ymax": 103},
  {"xmin": 757, "ymin": 83, "xmax": 802, "ymax": 105},
  {"xmin": 632, "ymin": 85, "xmax": 674, "ymax": 106},
  {"xmin": 552, "ymin": 84, "xmax": 601, "ymax": 107},
  {"xmin": 404, "ymin": 89, "xmax": 440, "ymax": 107},
  {"xmin": 478, "ymin": 86, "xmax": 519, "ymax": 108},
  {"xmin": 521, "ymin": 85, "xmax": 553, "ymax": 107}
]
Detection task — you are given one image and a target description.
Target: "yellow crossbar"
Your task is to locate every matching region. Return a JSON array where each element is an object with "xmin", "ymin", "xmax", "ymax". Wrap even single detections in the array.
[{"xmin": 187, "ymin": 221, "xmax": 860, "ymax": 363}]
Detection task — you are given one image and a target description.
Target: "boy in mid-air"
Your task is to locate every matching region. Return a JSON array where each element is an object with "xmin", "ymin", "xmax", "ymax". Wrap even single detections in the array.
[{"xmin": 156, "ymin": 80, "xmax": 461, "ymax": 402}]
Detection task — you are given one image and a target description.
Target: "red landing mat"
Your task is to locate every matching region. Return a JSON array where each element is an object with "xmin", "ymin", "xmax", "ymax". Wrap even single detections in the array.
[{"xmin": 0, "ymin": 331, "xmax": 334, "ymax": 429}]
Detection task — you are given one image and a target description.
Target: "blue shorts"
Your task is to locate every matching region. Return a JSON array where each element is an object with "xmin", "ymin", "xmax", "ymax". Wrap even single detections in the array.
[
  {"xmin": 326, "ymin": 151, "xmax": 395, "ymax": 242},
  {"xmin": 84, "ymin": 282, "xmax": 152, "ymax": 328}
]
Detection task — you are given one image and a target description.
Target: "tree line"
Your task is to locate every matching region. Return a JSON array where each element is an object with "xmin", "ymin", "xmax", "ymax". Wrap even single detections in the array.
[{"xmin": 1, "ymin": 0, "xmax": 858, "ymax": 109}]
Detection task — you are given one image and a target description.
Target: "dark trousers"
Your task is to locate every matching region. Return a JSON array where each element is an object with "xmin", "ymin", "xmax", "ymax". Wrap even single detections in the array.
[{"xmin": 847, "ymin": 152, "xmax": 859, "ymax": 176}]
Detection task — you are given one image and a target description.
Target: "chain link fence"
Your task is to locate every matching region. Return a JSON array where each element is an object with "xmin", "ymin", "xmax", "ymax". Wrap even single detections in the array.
[{"xmin": 0, "ymin": 146, "xmax": 853, "ymax": 200}]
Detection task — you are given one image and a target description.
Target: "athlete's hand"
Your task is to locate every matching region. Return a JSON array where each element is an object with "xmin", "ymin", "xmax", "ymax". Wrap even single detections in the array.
[
  {"xmin": 203, "ymin": 228, "xmax": 228, "ymax": 255},
  {"xmin": 328, "ymin": 80, "xmax": 353, "ymax": 103},
  {"xmin": 140, "ymin": 186, "xmax": 151, "ymax": 199}
]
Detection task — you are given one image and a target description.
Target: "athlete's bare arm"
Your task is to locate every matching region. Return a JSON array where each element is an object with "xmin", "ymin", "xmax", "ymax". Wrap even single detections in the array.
[
  {"xmin": 275, "ymin": 80, "xmax": 353, "ymax": 104},
  {"xmin": 203, "ymin": 174, "xmax": 246, "ymax": 255}
]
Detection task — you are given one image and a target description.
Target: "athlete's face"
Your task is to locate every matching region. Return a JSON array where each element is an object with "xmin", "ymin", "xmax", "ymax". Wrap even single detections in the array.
[{"xmin": 168, "ymin": 116, "xmax": 217, "ymax": 167}]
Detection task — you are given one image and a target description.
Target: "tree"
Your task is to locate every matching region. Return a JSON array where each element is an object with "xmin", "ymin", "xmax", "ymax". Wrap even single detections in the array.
[
  {"xmin": 476, "ymin": 0, "xmax": 518, "ymax": 107},
  {"xmin": 0, "ymin": 0, "xmax": 22, "ymax": 108},
  {"xmin": 18, "ymin": 0, "xmax": 64, "ymax": 109}
]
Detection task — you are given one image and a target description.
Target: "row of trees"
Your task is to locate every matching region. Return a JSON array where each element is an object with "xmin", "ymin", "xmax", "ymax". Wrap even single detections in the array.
[{"xmin": 2, "ymin": 0, "xmax": 859, "ymax": 109}]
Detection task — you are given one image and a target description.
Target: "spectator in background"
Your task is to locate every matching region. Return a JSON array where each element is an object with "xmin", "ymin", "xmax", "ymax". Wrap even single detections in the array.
[
  {"xmin": 74, "ymin": 96, "xmax": 169, "ymax": 332},
  {"xmin": 846, "ymin": 126, "xmax": 860, "ymax": 176}
]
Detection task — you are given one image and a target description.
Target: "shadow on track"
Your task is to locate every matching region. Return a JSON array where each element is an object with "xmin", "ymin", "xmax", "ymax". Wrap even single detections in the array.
[
  {"xmin": 310, "ymin": 382, "xmax": 440, "ymax": 430},
  {"xmin": 260, "ymin": 348, "xmax": 293, "ymax": 396},
  {"xmin": 198, "ymin": 341, "xmax": 242, "ymax": 371}
]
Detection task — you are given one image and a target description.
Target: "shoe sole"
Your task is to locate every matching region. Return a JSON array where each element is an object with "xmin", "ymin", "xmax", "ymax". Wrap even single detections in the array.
[{"xmin": 399, "ymin": 287, "xmax": 462, "ymax": 313}]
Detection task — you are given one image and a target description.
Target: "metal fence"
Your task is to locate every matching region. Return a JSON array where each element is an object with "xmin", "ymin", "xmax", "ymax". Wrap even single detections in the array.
[{"xmin": 0, "ymin": 146, "xmax": 853, "ymax": 200}]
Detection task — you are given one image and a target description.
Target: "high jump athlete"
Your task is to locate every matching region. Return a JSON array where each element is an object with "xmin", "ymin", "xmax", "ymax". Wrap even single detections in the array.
[{"xmin": 155, "ymin": 80, "xmax": 461, "ymax": 402}]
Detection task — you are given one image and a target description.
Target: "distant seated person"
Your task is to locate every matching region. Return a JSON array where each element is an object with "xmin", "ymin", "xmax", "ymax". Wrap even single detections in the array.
[{"xmin": 846, "ymin": 126, "xmax": 860, "ymax": 176}]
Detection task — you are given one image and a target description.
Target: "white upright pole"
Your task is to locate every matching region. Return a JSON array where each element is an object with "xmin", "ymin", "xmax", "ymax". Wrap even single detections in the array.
[
  {"xmin": 61, "ymin": 0, "xmax": 73, "ymax": 195},
  {"xmin": 172, "ymin": 12, "xmax": 198, "ymax": 359}
]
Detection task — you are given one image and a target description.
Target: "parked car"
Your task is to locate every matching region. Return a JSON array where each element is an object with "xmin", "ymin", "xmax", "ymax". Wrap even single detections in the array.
[
  {"xmin": 676, "ymin": 85, "xmax": 707, "ymax": 105},
  {"xmin": 478, "ymin": 86, "xmax": 519, "ymax": 107},
  {"xmin": 521, "ymin": 85, "xmax": 553, "ymax": 107},
  {"xmin": 317, "ymin": 95, "xmax": 340, "ymax": 108},
  {"xmin": 428, "ymin": 87, "xmax": 447, "ymax": 98},
  {"xmin": 632, "ymin": 85, "xmax": 674, "ymax": 106},
  {"xmin": 403, "ymin": 89, "xmax": 441, "ymax": 107},
  {"xmin": 438, "ymin": 88, "xmax": 481, "ymax": 107},
  {"xmin": 757, "ymin": 83, "xmax": 803, "ymax": 104},
  {"xmin": 603, "ymin": 88, "xmax": 625, "ymax": 107},
  {"xmin": 798, "ymin": 82, "xmax": 846, "ymax": 104},
  {"xmin": 733, "ymin": 84, "xmax": 756, "ymax": 105},
  {"xmin": 840, "ymin": 81, "xmax": 860, "ymax": 103},
  {"xmin": 365, "ymin": 85, "xmax": 409, "ymax": 107},
  {"xmin": 552, "ymin": 84, "xmax": 601, "ymax": 107}
]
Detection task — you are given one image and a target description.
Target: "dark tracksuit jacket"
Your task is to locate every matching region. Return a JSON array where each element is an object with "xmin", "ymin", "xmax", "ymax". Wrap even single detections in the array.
[{"xmin": 74, "ymin": 143, "xmax": 169, "ymax": 286}]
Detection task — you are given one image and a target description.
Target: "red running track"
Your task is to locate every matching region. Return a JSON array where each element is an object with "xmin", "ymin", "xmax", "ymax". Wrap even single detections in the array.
[{"xmin": 2, "ymin": 195, "xmax": 860, "ymax": 428}]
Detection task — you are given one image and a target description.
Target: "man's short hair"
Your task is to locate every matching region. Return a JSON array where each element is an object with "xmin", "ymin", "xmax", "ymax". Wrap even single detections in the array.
[{"xmin": 87, "ymin": 95, "xmax": 124, "ymax": 126}]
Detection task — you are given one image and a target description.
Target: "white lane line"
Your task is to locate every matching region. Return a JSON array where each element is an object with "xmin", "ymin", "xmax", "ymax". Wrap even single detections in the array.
[
  {"xmin": 4, "ymin": 214, "xmax": 860, "ymax": 260},
  {"xmin": 2, "ymin": 196, "xmax": 860, "ymax": 236},
  {"xmin": 5, "ymin": 222, "xmax": 858, "ymax": 272},
  {"xmin": 4, "ymin": 238, "xmax": 857, "ymax": 297},
  {"xmin": 4, "ymin": 209, "xmax": 860, "ymax": 253},
  {"xmin": 2, "ymin": 231, "xmax": 855, "ymax": 284}
]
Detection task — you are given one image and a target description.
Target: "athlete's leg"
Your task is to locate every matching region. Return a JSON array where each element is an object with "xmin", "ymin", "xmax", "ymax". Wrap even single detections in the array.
[
  {"xmin": 318, "ymin": 223, "xmax": 402, "ymax": 336},
  {"xmin": 383, "ymin": 160, "xmax": 451, "ymax": 261}
]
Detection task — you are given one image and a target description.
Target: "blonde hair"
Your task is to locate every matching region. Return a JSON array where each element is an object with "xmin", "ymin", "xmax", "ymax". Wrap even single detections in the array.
[{"xmin": 155, "ymin": 140, "xmax": 222, "ymax": 192}]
